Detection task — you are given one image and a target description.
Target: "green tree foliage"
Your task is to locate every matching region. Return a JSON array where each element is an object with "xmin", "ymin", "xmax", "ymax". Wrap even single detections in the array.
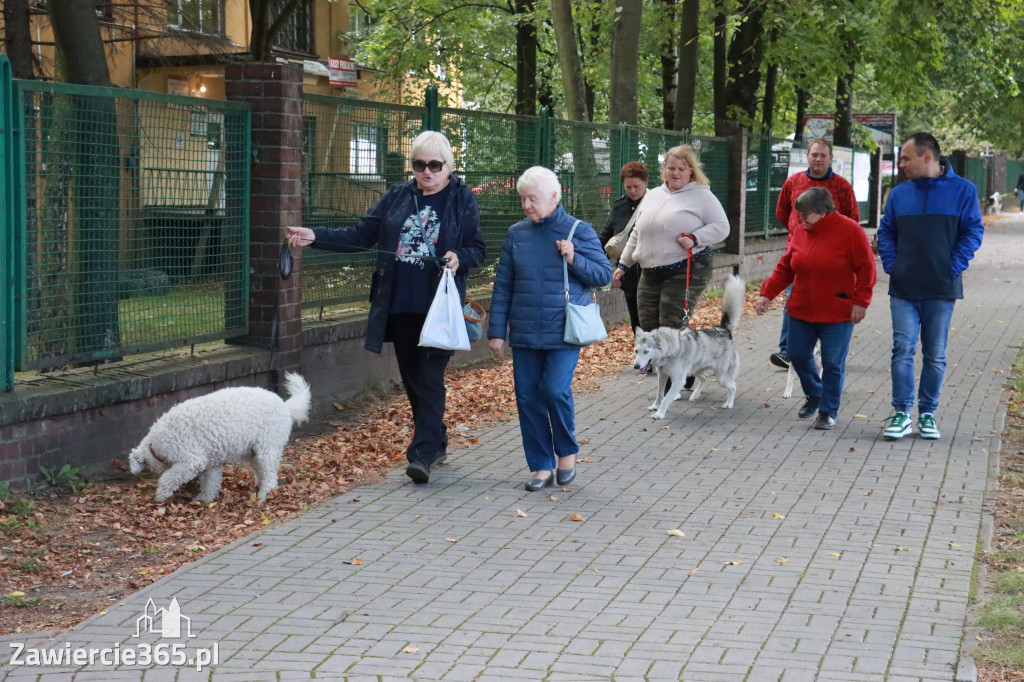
[{"xmin": 347, "ymin": 0, "xmax": 1024, "ymax": 152}]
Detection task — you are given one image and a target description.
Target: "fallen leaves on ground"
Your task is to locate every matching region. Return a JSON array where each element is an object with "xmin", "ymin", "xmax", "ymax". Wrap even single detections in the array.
[{"xmin": 0, "ymin": 291, "xmax": 748, "ymax": 636}]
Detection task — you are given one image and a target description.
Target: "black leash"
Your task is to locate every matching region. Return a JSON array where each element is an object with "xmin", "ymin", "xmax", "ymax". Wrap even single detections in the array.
[{"xmin": 279, "ymin": 240, "xmax": 449, "ymax": 280}]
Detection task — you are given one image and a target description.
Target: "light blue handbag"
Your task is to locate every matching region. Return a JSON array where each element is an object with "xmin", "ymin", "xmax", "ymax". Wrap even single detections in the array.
[{"xmin": 562, "ymin": 220, "xmax": 608, "ymax": 346}]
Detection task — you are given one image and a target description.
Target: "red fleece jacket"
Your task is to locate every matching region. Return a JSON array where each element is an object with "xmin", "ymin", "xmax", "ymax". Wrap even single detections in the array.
[{"xmin": 760, "ymin": 212, "xmax": 877, "ymax": 323}]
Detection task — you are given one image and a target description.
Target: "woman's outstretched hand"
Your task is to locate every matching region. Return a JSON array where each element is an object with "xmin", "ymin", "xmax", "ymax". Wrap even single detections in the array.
[{"xmin": 286, "ymin": 226, "xmax": 315, "ymax": 248}]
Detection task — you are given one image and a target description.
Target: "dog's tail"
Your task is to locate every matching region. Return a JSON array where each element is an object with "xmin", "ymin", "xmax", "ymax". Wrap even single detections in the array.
[
  {"xmin": 719, "ymin": 275, "xmax": 745, "ymax": 332},
  {"xmin": 283, "ymin": 372, "xmax": 311, "ymax": 426}
]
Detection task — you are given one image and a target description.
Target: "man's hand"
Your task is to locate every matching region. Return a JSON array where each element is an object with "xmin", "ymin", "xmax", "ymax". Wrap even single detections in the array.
[{"xmin": 851, "ymin": 304, "xmax": 867, "ymax": 324}]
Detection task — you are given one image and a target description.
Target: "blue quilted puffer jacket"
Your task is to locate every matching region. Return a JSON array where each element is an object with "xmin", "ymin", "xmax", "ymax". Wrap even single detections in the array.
[{"xmin": 488, "ymin": 205, "xmax": 613, "ymax": 349}]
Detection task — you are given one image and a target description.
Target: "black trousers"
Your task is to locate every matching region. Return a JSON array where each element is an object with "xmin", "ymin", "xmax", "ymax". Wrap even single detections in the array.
[{"xmin": 386, "ymin": 313, "xmax": 452, "ymax": 467}]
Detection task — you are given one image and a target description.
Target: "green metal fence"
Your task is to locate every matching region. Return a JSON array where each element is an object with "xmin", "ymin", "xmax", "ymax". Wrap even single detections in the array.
[
  {"xmin": 743, "ymin": 137, "xmax": 790, "ymax": 237},
  {"xmin": 440, "ymin": 106, "xmax": 543, "ymax": 283},
  {"xmin": 10, "ymin": 78, "xmax": 250, "ymax": 372},
  {"xmin": 964, "ymin": 157, "xmax": 987, "ymax": 202},
  {"xmin": 298, "ymin": 97, "xmax": 740, "ymax": 310},
  {"xmin": 300, "ymin": 95, "xmax": 425, "ymax": 309},
  {"xmin": 1006, "ymin": 160, "xmax": 1023, "ymax": 196}
]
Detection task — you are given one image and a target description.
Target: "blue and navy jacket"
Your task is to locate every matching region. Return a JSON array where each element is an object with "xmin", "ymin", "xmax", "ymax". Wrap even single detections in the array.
[
  {"xmin": 877, "ymin": 158, "xmax": 984, "ymax": 300},
  {"xmin": 311, "ymin": 174, "xmax": 485, "ymax": 354},
  {"xmin": 488, "ymin": 205, "xmax": 613, "ymax": 349}
]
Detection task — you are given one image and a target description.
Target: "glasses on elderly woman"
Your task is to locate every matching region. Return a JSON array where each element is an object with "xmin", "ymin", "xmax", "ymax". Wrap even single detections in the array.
[{"xmin": 412, "ymin": 159, "xmax": 445, "ymax": 173}]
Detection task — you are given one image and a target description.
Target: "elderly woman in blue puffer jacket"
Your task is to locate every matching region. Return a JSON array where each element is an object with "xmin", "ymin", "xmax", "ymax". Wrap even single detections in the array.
[{"xmin": 488, "ymin": 166, "xmax": 613, "ymax": 491}]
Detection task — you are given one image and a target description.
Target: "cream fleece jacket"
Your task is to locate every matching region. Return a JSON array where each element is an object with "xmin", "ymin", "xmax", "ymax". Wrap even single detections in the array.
[{"xmin": 618, "ymin": 182, "xmax": 730, "ymax": 269}]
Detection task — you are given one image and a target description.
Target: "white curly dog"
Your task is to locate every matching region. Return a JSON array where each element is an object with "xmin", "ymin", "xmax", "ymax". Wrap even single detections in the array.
[{"xmin": 128, "ymin": 373, "xmax": 310, "ymax": 504}]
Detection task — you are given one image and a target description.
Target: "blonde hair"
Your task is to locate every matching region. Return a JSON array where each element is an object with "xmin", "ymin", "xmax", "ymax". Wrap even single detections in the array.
[
  {"xmin": 661, "ymin": 145, "xmax": 710, "ymax": 186},
  {"xmin": 410, "ymin": 131, "xmax": 455, "ymax": 170}
]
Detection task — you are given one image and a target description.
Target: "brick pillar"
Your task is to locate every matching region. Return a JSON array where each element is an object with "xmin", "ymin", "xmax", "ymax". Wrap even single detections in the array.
[{"xmin": 224, "ymin": 63, "xmax": 303, "ymax": 376}]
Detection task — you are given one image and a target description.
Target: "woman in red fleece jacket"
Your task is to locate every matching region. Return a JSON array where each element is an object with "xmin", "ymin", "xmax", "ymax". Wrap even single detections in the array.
[{"xmin": 755, "ymin": 187, "xmax": 877, "ymax": 431}]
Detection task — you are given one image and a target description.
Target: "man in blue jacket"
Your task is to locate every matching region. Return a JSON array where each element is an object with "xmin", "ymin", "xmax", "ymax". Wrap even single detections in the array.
[{"xmin": 878, "ymin": 132, "xmax": 984, "ymax": 440}]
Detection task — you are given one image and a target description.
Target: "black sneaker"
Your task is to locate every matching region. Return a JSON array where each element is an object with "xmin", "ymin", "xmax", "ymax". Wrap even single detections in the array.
[
  {"xmin": 770, "ymin": 352, "xmax": 791, "ymax": 369},
  {"xmin": 798, "ymin": 397, "xmax": 819, "ymax": 419},
  {"xmin": 813, "ymin": 413, "xmax": 836, "ymax": 430},
  {"xmin": 406, "ymin": 461, "xmax": 430, "ymax": 484}
]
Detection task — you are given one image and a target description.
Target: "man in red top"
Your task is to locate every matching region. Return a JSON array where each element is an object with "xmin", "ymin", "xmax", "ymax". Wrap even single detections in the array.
[{"xmin": 770, "ymin": 138, "xmax": 860, "ymax": 368}]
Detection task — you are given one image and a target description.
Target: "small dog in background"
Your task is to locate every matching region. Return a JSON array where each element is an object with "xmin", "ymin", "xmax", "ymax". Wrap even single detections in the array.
[
  {"xmin": 987, "ymin": 192, "xmax": 1003, "ymax": 215},
  {"xmin": 633, "ymin": 275, "xmax": 744, "ymax": 419},
  {"xmin": 128, "ymin": 373, "xmax": 310, "ymax": 504}
]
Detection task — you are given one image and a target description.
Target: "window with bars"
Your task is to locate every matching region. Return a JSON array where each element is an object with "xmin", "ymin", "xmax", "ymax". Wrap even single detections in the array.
[
  {"xmin": 166, "ymin": 0, "xmax": 224, "ymax": 35},
  {"xmin": 272, "ymin": 2, "xmax": 314, "ymax": 54}
]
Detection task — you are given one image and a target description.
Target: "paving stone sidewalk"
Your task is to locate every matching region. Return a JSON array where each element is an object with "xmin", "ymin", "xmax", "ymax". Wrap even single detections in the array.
[{"xmin": 3, "ymin": 216, "xmax": 1024, "ymax": 681}]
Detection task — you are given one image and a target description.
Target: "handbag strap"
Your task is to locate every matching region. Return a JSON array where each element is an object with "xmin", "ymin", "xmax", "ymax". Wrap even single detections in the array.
[{"xmin": 563, "ymin": 220, "xmax": 581, "ymax": 299}]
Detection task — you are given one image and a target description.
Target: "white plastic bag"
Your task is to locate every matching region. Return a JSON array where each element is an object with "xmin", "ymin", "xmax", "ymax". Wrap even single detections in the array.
[{"xmin": 419, "ymin": 269, "xmax": 471, "ymax": 351}]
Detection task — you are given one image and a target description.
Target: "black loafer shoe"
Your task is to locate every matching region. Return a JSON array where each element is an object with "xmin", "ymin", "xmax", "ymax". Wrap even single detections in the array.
[
  {"xmin": 525, "ymin": 472, "xmax": 555, "ymax": 491},
  {"xmin": 406, "ymin": 461, "xmax": 430, "ymax": 484},
  {"xmin": 813, "ymin": 413, "xmax": 836, "ymax": 430},
  {"xmin": 798, "ymin": 397, "xmax": 819, "ymax": 419},
  {"xmin": 556, "ymin": 465, "xmax": 576, "ymax": 486}
]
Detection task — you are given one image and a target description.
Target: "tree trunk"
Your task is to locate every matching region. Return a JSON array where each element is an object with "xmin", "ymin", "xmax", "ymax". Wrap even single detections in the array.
[
  {"xmin": 49, "ymin": 1, "xmax": 122, "ymax": 360},
  {"xmin": 673, "ymin": 0, "xmax": 699, "ymax": 131},
  {"xmin": 550, "ymin": 0, "xmax": 590, "ymax": 122},
  {"xmin": 794, "ymin": 86, "xmax": 809, "ymax": 143},
  {"xmin": 514, "ymin": 0, "xmax": 538, "ymax": 117},
  {"xmin": 3, "ymin": 0, "xmax": 36, "ymax": 79},
  {"xmin": 48, "ymin": 0, "xmax": 111, "ymax": 86},
  {"xmin": 659, "ymin": 0, "xmax": 678, "ymax": 130},
  {"xmin": 549, "ymin": 0, "xmax": 602, "ymax": 223},
  {"xmin": 609, "ymin": 0, "xmax": 643, "ymax": 125},
  {"xmin": 724, "ymin": 0, "xmax": 766, "ymax": 124},
  {"xmin": 761, "ymin": 61, "xmax": 777, "ymax": 135},
  {"xmin": 712, "ymin": 0, "xmax": 727, "ymax": 129},
  {"xmin": 834, "ymin": 59, "xmax": 855, "ymax": 146}
]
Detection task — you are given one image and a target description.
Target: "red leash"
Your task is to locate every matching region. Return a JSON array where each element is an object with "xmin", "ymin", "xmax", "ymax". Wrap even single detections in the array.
[{"xmin": 682, "ymin": 246, "xmax": 693, "ymax": 324}]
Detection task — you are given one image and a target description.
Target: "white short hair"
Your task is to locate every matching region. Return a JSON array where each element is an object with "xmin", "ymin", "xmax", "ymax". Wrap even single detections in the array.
[
  {"xmin": 410, "ymin": 131, "xmax": 455, "ymax": 170},
  {"xmin": 517, "ymin": 166, "xmax": 561, "ymax": 202}
]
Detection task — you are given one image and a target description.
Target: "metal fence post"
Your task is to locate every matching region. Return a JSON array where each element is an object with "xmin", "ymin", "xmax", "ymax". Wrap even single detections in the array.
[
  {"xmin": 422, "ymin": 85, "xmax": 440, "ymax": 132},
  {"xmin": 538, "ymin": 106, "xmax": 552, "ymax": 168},
  {"xmin": 1, "ymin": 56, "xmax": 14, "ymax": 391}
]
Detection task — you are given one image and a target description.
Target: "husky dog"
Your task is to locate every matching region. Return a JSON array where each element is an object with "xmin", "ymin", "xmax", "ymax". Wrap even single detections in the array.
[{"xmin": 633, "ymin": 275, "xmax": 744, "ymax": 419}]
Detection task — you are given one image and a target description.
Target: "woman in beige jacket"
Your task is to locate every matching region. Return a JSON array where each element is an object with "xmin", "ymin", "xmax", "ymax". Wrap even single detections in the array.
[{"xmin": 613, "ymin": 144, "xmax": 730, "ymax": 330}]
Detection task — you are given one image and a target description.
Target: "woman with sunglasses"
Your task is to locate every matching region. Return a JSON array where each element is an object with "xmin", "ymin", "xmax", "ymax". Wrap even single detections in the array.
[{"xmin": 286, "ymin": 131, "xmax": 485, "ymax": 485}]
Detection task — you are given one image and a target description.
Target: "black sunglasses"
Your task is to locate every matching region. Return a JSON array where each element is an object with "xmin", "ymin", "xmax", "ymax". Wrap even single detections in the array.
[{"xmin": 412, "ymin": 159, "xmax": 445, "ymax": 173}]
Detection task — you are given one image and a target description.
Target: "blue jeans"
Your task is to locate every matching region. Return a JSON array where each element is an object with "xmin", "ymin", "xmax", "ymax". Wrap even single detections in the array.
[
  {"xmin": 512, "ymin": 348, "xmax": 581, "ymax": 472},
  {"xmin": 890, "ymin": 297, "xmax": 956, "ymax": 415},
  {"xmin": 788, "ymin": 317, "xmax": 854, "ymax": 419},
  {"xmin": 778, "ymin": 283, "xmax": 794, "ymax": 352}
]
